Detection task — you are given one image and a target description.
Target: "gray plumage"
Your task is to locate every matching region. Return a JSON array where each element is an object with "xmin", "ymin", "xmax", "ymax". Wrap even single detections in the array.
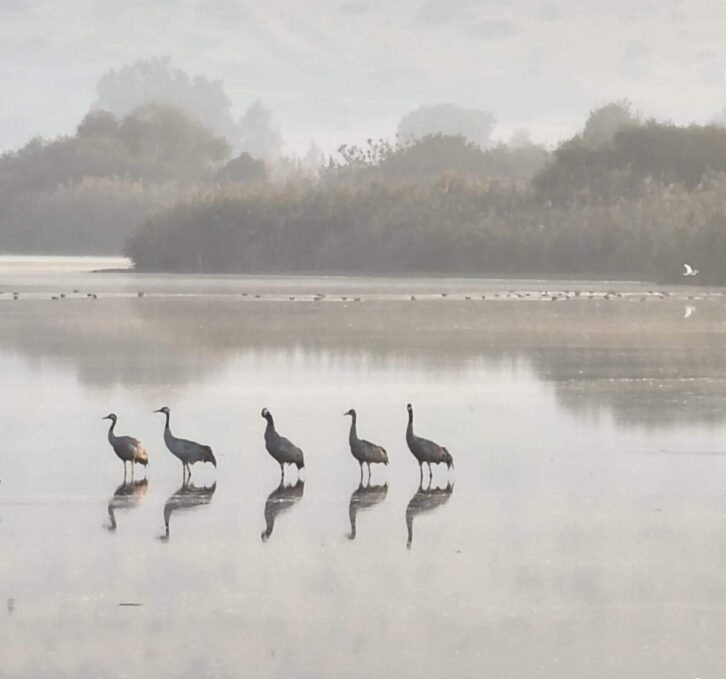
[
  {"xmin": 261, "ymin": 408, "xmax": 304, "ymax": 479},
  {"xmin": 344, "ymin": 409, "xmax": 388, "ymax": 481},
  {"xmin": 154, "ymin": 406, "xmax": 216, "ymax": 479},
  {"xmin": 102, "ymin": 413, "xmax": 148, "ymax": 477},
  {"xmin": 405, "ymin": 403, "xmax": 453, "ymax": 481}
]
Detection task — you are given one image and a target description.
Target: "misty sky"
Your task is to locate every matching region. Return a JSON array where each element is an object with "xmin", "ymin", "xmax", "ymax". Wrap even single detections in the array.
[{"xmin": 1, "ymin": 0, "xmax": 725, "ymax": 154}]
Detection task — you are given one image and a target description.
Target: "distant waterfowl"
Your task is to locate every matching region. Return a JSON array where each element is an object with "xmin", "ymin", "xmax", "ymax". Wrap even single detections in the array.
[
  {"xmin": 106, "ymin": 479, "xmax": 148, "ymax": 531},
  {"xmin": 683, "ymin": 263, "xmax": 699, "ymax": 277},
  {"xmin": 137, "ymin": 291, "xmax": 145, "ymax": 297},
  {"xmin": 160, "ymin": 480, "xmax": 216, "ymax": 541},
  {"xmin": 405, "ymin": 480, "xmax": 454, "ymax": 549},
  {"xmin": 684, "ymin": 305, "xmax": 696, "ymax": 319},
  {"xmin": 344, "ymin": 409, "xmax": 388, "ymax": 482},
  {"xmin": 154, "ymin": 406, "xmax": 216, "ymax": 479},
  {"xmin": 405, "ymin": 403, "xmax": 453, "ymax": 481},
  {"xmin": 347, "ymin": 480, "xmax": 387, "ymax": 540},
  {"xmin": 102, "ymin": 413, "xmax": 149, "ymax": 478},
  {"xmin": 260, "ymin": 479, "xmax": 304, "ymax": 542},
  {"xmin": 261, "ymin": 408, "xmax": 304, "ymax": 479}
]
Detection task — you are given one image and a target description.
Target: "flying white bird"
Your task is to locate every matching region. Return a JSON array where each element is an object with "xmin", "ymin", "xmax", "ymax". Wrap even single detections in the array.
[
  {"xmin": 684, "ymin": 305, "xmax": 696, "ymax": 319},
  {"xmin": 683, "ymin": 264, "xmax": 699, "ymax": 276}
]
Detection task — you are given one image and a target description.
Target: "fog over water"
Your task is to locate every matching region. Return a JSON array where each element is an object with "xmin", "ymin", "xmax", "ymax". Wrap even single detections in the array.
[{"xmin": 2, "ymin": 258, "xmax": 726, "ymax": 677}]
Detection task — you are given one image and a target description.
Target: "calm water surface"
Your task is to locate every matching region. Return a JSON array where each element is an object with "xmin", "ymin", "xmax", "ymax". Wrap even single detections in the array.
[{"xmin": 2, "ymin": 257, "xmax": 726, "ymax": 678}]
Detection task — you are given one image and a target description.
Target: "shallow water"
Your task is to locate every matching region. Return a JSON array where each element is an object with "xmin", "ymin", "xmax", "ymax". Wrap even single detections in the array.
[{"xmin": 2, "ymin": 257, "xmax": 726, "ymax": 678}]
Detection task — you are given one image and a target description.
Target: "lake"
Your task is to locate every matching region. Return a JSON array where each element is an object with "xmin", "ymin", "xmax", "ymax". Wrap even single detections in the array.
[{"xmin": 1, "ymin": 256, "xmax": 725, "ymax": 678}]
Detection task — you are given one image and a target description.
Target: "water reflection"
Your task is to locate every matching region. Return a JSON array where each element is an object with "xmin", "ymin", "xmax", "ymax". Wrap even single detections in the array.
[
  {"xmin": 405, "ymin": 480, "xmax": 454, "ymax": 549},
  {"xmin": 160, "ymin": 481, "xmax": 216, "ymax": 541},
  {"xmin": 261, "ymin": 479, "xmax": 304, "ymax": 542},
  {"xmin": 105, "ymin": 479, "xmax": 149, "ymax": 531},
  {"xmin": 4, "ymin": 297, "xmax": 726, "ymax": 426},
  {"xmin": 347, "ymin": 481, "xmax": 388, "ymax": 540}
]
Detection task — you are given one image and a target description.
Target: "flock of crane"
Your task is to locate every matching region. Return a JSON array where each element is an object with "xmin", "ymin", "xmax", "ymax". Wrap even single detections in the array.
[
  {"xmin": 105, "ymin": 403, "xmax": 454, "ymax": 483},
  {"xmin": 102, "ymin": 403, "xmax": 454, "ymax": 546}
]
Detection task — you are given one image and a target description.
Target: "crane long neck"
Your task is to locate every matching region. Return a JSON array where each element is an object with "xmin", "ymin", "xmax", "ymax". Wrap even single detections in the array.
[
  {"xmin": 107, "ymin": 419, "xmax": 117, "ymax": 443},
  {"xmin": 349, "ymin": 415, "xmax": 358, "ymax": 441},
  {"xmin": 265, "ymin": 414, "xmax": 275, "ymax": 432},
  {"xmin": 407, "ymin": 410, "xmax": 414, "ymax": 435},
  {"xmin": 163, "ymin": 411, "xmax": 171, "ymax": 431}
]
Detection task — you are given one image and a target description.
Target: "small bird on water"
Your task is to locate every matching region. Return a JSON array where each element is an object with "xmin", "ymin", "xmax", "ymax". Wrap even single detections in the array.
[
  {"xmin": 154, "ymin": 406, "xmax": 216, "ymax": 480},
  {"xmin": 102, "ymin": 413, "xmax": 149, "ymax": 478}
]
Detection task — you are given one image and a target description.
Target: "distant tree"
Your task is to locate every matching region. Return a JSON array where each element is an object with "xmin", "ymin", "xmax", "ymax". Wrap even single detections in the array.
[
  {"xmin": 581, "ymin": 100, "xmax": 639, "ymax": 148},
  {"xmin": 119, "ymin": 103, "xmax": 230, "ymax": 179},
  {"xmin": 77, "ymin": 110, "xmax": 119, "ymax": 138},
  {"xmin": 534, "ymin": 120, "xmax": 726, "ymax": 203},
  {"xmin": 94, "ymin": 58, "xmax": 285, "ymax": 155},
  {"xmin": 325, "ymin": 134, "xmax": 548, "ymax": 184},
  {"xmin": 94, "ymin": 57, "xmax": 237, "ymax": 141},
  {"xmin": 398, "ymin": 104, "xmax": 496, "ymax": 148},
  {"xmin": 508, "ymin": 128, "xmax": 533, "ymax": 148},
  {"xmin": 237, "ymin": 101, "xmax": 283, "ymax": 159},
  {"xmin": 217, "ymin": 152, "xmax": 267, "ymax": 183}
]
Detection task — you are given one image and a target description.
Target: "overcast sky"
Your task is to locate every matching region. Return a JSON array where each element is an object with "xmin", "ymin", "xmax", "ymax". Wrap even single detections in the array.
[{"xmin": 1, "ymin": 0, "xmax": 725, "ymax": 154}]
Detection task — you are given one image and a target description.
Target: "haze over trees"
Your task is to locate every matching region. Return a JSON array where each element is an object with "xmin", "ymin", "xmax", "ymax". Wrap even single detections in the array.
[
  {"xmin": 94, "ymin": 58, "xmax": 283, "ymax": 158},
  {"xmin": 4, "ymin": 57, "xmax": 726, "ymax": 286},
  {"xmin": 127, "ymin": 102, "xmax": 726, "ymax": 284},
  {"xmin": 397, "ymin": 103, "xmax": 496, "ymax": 148},
  {"xmin": 0, "ymin": 104, "xmax": 231, "ymax": 253}
]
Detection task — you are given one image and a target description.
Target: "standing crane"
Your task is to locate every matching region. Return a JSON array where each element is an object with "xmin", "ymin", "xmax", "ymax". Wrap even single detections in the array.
[
  {"xmin": 344, "ymin": 409, "xmax": 388, "ymax": 482},
  {"xmin": 405, "ymin": 403, "xmax": 453, "ymax": 482},
  {"xmin": 154, "ymin": 407, "xmax": 216, "ymax": 479},
  {"xmin": 102, "ymin": 413, "xmax": 149, "ymax": 478},
  {"xmin": 261, "ymin": 408, "xmax": 304, "ymax": 480}
]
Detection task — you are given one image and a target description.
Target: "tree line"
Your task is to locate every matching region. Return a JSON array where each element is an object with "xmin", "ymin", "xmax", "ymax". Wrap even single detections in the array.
[
  {"xmin": 128, "ymin": 103, "xmax": 726, "ymax": 283},
  {"xmin": 3, "ymin": 58, "xmax": 726, "ymax": 283}
]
